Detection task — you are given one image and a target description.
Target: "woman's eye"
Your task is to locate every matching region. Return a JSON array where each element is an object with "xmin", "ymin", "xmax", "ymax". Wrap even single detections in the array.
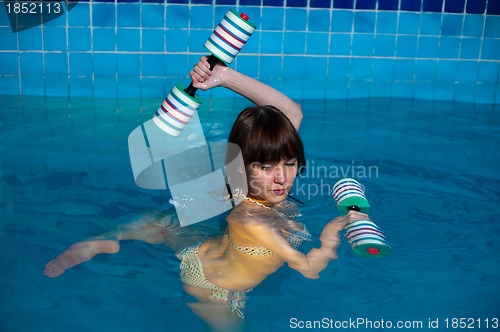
[
  {"xmin": 261, "ymin": 165, "xmax": 273, "ymax": 171},
  {"xmin": 285, "ymin": 160, "xmax": 297, "ymax": 167}
]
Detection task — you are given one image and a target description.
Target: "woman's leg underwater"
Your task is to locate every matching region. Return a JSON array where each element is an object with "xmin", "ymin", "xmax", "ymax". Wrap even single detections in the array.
[
  {"xmin": 44, "ymin": 210, "xmax": 177, "ymax": 277},
  {"xmin": 44, "ymin": 210, "xmax": 223, "ymax": 277}
]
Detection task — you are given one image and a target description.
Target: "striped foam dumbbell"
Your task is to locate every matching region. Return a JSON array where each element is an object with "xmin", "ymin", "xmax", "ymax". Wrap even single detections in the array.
[
  {"xmin": 332, "ymin": 178, "xmax": 392, "ymax": 258},
  {"xmin": 152, "ymin": 10, "xmax": 256, "ymax": 137}
]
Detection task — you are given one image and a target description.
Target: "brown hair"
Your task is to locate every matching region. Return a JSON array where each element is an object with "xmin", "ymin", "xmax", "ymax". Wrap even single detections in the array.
[{"xmin": 228, "ymin": 105, "xmax": 305, "ymax": 172}]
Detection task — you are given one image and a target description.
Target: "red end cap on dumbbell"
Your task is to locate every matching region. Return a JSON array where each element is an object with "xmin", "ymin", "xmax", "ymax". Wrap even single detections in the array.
[{"xmin": 240, "ymin": 13, "xmax": 249, "ymax": 21}]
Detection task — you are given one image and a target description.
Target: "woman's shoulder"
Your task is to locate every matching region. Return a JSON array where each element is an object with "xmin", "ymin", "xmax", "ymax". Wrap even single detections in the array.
[
  {"xmin": 226, "ymin": 213, "xmax": 268, "ymax": 229},
  {"xmin": 227, "ymin": 201, "xmax": 276, "ymax": 228}
]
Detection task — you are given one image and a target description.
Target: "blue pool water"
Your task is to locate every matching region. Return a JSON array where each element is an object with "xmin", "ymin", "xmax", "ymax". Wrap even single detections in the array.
[{"xmin": 0, "ymin": 96, "xmax": 499, "ymax": 331}]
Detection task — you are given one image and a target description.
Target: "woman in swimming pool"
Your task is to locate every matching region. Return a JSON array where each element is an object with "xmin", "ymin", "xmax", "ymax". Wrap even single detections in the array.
[{"xmin": 44, "ymin": 57, "xmax": 367, "ymax": 329}]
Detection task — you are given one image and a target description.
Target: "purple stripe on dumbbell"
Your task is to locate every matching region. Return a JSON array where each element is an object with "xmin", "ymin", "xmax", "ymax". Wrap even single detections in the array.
[{"xmin": 333, "ymin": 186, "xmax": 365, "ymax": 201}]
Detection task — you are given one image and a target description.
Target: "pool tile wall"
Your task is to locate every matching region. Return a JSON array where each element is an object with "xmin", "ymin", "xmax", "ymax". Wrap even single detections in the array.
[{"xmin": 0, "ymin": 0, "xmax": 499, "ymax": 103}]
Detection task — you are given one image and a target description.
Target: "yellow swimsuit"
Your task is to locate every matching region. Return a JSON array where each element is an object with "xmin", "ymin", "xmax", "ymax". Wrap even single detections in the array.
[
  {"xmin": 224, "ymin": 226, "xmax": 311, "ymax": 256},
  {"xmin": 177, "ymin": 226, "xmax": 311, "ymax": 318}
]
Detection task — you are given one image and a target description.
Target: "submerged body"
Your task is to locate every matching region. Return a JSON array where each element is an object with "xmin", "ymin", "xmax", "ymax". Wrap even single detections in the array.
[{"xmin": 184, "ymin": 199, "xmax": 310, "ymax": 291}]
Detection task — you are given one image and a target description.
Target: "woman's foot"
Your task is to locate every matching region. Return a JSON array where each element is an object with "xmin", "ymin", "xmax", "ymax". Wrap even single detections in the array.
[{"xmin": 44, "ymin": 240, "xmax": 119, "ymax": 278}]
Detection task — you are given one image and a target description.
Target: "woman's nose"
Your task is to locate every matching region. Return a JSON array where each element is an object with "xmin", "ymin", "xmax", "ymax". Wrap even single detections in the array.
[{"xmin": 274, "ymin": 167, "xmax": 286, "ymax": 184}]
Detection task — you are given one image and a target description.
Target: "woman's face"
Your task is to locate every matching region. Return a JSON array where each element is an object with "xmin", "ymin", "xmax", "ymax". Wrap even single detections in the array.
[{"xmin": 246, "ymin": 158, "xmax": 298, "ymax": 204}]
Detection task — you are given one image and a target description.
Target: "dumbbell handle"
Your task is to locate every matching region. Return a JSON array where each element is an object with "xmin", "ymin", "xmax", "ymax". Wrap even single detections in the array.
[{"xmin": 184, "ymin": 55, "xmax": 219, "ymax": 97}]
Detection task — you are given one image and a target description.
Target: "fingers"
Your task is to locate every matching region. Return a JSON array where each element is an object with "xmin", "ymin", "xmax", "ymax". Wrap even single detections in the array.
[
  {"xmin": 193, "ymin": 64, "xmax": 210, "ymax": 81},
  {"xmin": 347, "ymin": 210, "xmax": 369, "ymax": 220},
  {"xmin": 190, "ymin": 56, "xmax": 211, "ymax": 83},
  {"xmin": 189, "ymin": 72, "xmax": 209, "ymax": 90},
  {"xmin": 189, "ymin": 68, "xmax": 209, "ymax": 89}
]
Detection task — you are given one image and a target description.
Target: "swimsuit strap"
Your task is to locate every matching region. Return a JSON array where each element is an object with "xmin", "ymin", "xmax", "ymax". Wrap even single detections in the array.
[
  {"xmin": 244, "ymin": 196, "xmax": 302, "ymax": 219},
  {"xmin": 228, "ymin": 240, "xmax": 276, "ymax": 256},
  {"xmin": 244, "ymin": 196, "xmax": 284, "ymax": 216}
]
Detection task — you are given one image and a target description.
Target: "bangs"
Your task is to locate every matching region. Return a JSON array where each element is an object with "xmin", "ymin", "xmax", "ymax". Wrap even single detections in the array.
[
  {"xmin": 229, "ymin": 106, "xmax": 305, "ymax": 168},
  {"xmin": 247, "ymin": 121, "xmax": 302, "ymax": 165}
]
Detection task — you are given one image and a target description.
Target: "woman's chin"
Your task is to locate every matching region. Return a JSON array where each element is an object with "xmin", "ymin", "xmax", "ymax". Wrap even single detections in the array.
[{"xmin": 267, "ymin": 194, "xmax": 288, "ymax": 204}]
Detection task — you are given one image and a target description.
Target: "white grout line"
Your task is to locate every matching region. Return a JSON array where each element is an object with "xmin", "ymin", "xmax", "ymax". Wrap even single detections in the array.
[
  {"xmin": 90, "ymin": 0, "xmax": 95, "ymax": 99},
  {"xmin": 64, "ymin": 0, "xmax": 70, "ymax": 108}
]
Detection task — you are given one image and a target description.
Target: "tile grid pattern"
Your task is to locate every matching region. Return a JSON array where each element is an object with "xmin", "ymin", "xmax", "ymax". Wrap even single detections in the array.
[{"xmin": 0, "ymin": 0, "xmax": 499, "ymax": 103}]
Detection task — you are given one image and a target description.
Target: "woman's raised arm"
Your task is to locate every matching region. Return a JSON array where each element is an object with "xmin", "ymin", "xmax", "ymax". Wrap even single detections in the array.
[{"xmin": 190, "ymin": 56, "xmax": 303, "ymax": 130}]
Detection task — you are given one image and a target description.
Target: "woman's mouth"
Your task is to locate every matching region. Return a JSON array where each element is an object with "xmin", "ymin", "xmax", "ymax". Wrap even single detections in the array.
[{"xmin": 273, "ymin": 189, "xmax": 286, "ymax": 196}]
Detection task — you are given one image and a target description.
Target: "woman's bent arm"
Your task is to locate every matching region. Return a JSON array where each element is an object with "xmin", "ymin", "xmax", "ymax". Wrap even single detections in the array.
[
  {"xmin": 241, "ymin": 211, "xmax": 367, "ymax": 279},
  {"xmin": 221, "ymin": 68, "xmax": 302, "ymax": 130},
  {"xmin": 190, "ymin": 57, "xmax": 302, "ymax": 130}
]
